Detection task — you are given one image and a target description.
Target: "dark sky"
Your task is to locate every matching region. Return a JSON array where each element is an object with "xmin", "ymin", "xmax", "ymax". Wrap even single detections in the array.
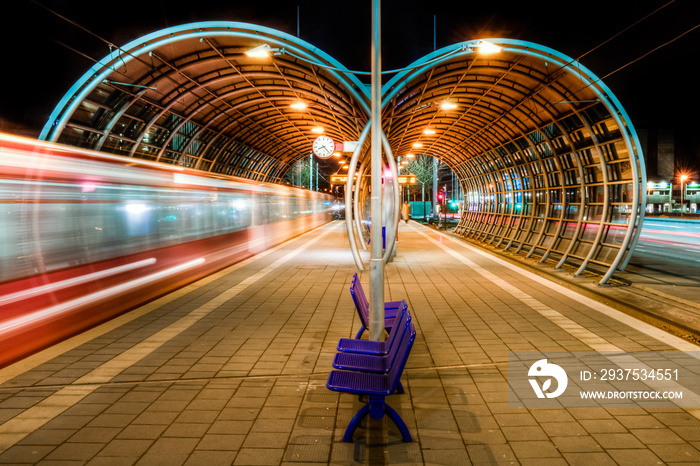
[{"xmin": 2, "ymin": 0, "xmax": 698, "ymax": 161}]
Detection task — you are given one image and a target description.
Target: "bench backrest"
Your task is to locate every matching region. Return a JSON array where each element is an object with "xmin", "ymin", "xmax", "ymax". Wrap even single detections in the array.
[
  {"xmin": 387, "ymin": 322, "xmax": 416, "ymax": 392},
  {"xmin": 352, "ymin": 273, "xmax": 370, "ymax": 309},
  {"xmin": 385, "ymin": 306, "xmax": 411, "ymax": 363},
  {"xmin": 349, "ymin": 274, "xmax": 369, "ymax": 328},
  {"xmin": 384, "ymin": 303, "xmax": 409, "ymax": 349}
]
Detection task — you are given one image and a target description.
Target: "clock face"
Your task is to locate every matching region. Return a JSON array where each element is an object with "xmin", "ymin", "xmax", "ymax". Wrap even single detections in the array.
[{"xmin": 313, "ymin": 136, "xmax": 335, "ymax": 159}]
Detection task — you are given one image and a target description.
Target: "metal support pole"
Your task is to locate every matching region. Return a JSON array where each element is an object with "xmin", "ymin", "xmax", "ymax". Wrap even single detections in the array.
[
  {"xmin": 369, "ymin": 0, "xmax": 384, "ymax": 342},
  {"xmin": 432, "ymin": 158, "xmax": 438, "ymax": 218}
]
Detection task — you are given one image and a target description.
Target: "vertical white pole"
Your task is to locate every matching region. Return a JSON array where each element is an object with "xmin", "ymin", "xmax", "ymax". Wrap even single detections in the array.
[
  {"xmin": 369, "ymin": 0, "xmax": 385, "ymax": 341},
  {"xmin": 309, "ymin": 153, "xmax": 313, "ymax": 191}
]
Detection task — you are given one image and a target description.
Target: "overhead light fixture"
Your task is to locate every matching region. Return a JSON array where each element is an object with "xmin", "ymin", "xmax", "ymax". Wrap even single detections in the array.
[
  {"xmin": 423, "ymin": 128, "xmax": 436, "ymax": 135},
  {"xmin": 245, "ymin": 44, "xmax": 273, "ymax": 58},
  {"xmin": 407, "ymin": 153, "xmax": 415, "ymax": 158},
  {"xmin": 441, "ymin": 101, "xmax": 458, "ymax": 110},
  {"xmin": 311, "ymin": 126, "xmax": 324, "ymax": 134},
  {"xmin": 333, "ymin": 151, "xmax": 342, "ymax": 157},
  {"xmin": 475, "ymin": 40, "xmax": 502, "ymax": 55},
  {"xmin": 412, "ymin": 142, "xmax": 423, "ymax": 148},
  {"xmin": 290, "ymin": 101, "xmax": 307, "ymax": 110},
  {"xmin": 342, "ymin": 165, "xmax": 349, "ymax": 170}
]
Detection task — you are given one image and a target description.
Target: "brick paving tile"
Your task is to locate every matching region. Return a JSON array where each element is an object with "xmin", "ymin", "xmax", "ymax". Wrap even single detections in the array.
[
  {"xmin": 233, "ymin": 448, "xmax": 285, "ymax": 465},
  {"xmin": 0, "ymin": 445, "xmax": 55, "ymax": 464},
  {"xmin": 607, "ymin": 448, "xmax": 665, "ymax": 466},
  {"xmin": 467, "ymin": 444, "xmax": 516, "ymax": 463},
  {"xmin": 196, "ymin": 433, "xmax": 245, "ymax": 451},
  {"xmin": 422, "ymin": 448, "xmax": 472, "ymax": 465},
  {"xmin": 97, "ymin": 439, "xmax": 152, "ymax": 457},
  {"xmin": 45, "ymin": 442, "xmax": 105, "ymax": 461},
  {"xmin": 510, "ymin": 440, "xmax": 561, "ymax": 459},
  {"xmin": 183, "ymin": 451, "xmax": 238, "ymax": 466},
  {"xmin": 562, "ymin": 451, "xmax": 617, "ymax": 465},
  {"xmin": 551, "ymin": 435, "xmax": 604, "ymax": 452},
  {"xmin": 648, "ymin": 443, "xmax": 700, "ymax": 463}
]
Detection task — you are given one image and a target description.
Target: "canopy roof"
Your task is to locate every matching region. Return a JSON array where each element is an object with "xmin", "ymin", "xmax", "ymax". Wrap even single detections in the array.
[{"xmin": 42, "ymin": 22, "xmax": 645, "ymax": 282}]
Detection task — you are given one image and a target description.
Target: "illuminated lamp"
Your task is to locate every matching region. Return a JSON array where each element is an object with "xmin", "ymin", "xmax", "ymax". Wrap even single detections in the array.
[
  {"xmin": 245, "ymin": 44, "xmax": 272, "ymax": 58},
  {"xmin": 475, "ymin": 40, "xmax": 503, "ymax": 55}
]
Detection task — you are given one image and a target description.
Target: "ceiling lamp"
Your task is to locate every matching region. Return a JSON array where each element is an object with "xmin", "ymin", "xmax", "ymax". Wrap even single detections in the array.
[
  {"xmin": 290, "ymin": 101, "xmax": 307, "ymax": 110},
  {"xmin": 441, "ymin": 101, "xmax": 458, "ymax": 110},
  {"xmin": 412, "ymin": 142, "xmax": 423, "ymax": 149},
  {"xmin": 311, "ymin": 126, "xmax": 324, "ymax": 134},
  {"xmin": 245, "ymin": 44, "xmax": 273, "ymax": 58},
  {"xmin": 475, "ymin": 40, "xmax": 503, "ymax": 55},
  {"xmin": 423, "ymin": 128, "xmax": 436, "ymax": 135}
]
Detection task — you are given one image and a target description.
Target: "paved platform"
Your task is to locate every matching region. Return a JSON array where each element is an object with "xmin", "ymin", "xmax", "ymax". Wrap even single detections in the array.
[{"xmin": 1, "ymin": 220, "xmax": 700, "ymax": 465}]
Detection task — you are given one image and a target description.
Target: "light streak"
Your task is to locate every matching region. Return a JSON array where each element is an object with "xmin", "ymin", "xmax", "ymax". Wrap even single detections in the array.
[
  {"xmin": 0, "ymin": 259, "xmax": 157, "ymax": 306},
  {"xmin": 0, "ymin": 258, "xmax": 205, "ymax": 334}
]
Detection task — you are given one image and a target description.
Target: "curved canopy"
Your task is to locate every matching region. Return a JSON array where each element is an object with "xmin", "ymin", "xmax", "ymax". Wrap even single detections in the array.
[
  {"xmin": 41, "ymin": 22, "xmax": 369, "ymax": 181},
  {"xmin": 42, "ymin": 24, "xmax": 645, "ymax": 282},
  {"xmin": 382, "ymin": 39, "xmax": 646, "ymax": 282}
]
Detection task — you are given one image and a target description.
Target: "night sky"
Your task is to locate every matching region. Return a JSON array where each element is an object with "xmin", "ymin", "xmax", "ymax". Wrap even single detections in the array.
[{"xmin": 2, "ymin": 0, "xmax": 698, "ymax": 164}]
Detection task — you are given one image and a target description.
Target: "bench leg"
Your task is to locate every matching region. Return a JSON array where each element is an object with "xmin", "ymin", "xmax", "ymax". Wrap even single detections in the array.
[
  {"xmin": 343, "ymin": 403, "xmax": 370, "ymax": 442},
  {"xmin": 355, "ymin": 327, "xmax": 366, "ymax": 339},
  {"xmin": 384, "ymin": 402, "xmax": 412, "ymax": 442},
  {"xmin": 343, "ymin": 396, "xmax": 412, "ymax": 443}
]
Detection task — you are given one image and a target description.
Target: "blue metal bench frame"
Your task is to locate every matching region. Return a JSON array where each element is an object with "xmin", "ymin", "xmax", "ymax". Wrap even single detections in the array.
[
  {"xmin": 333, "ymin": 306, "xmax": 410, "ymax": 373},
  {"xmin": 337, "ymin": 302, "xmax": 408, "ymax": 355},
  {"xmin": 327, "ymin": 323, "xmax": 416, "ymax": 442},
  {"xmin": 350, "ymin": 274, "xmax": 404, "ymax": 339}
]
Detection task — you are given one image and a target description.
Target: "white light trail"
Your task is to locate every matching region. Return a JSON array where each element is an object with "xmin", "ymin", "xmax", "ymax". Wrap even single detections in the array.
[{"xmin": 0, "ymin": 259, "xmax": 157, "ymax": 307}]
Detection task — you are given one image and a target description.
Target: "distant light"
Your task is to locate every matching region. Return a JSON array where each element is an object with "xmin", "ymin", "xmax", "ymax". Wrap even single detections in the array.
[
  {"xmin": 475, "ymin": 40, "xmax": 503, "ymax": 55},
  {"xmin": 290, "ymin": 101, "xmax": 307, "ymax": 110},
  {"xmin": 407, "ymin": 153, "xmax": 415, "ymax": 158},
  {"xmin": 441, "ymin": 101, "xmax": 458, "ymax": 110},
  {"xmin": 423, "ymin": 128, "xmax": 436, "ymax": 135},
  {"xmin": 412, "ymin": 142, "xmax": 423, "ymax": 148},
  {"xmin": 245, "ymin": 44, "xmax": 272, "ymax": 58},
  {"xmin": 125, "ymin": 203, "xmax": 147, "ymax": 214},
  {"xmin": 342, "ymin": 165, "xmax": 349, "ymax": 170},
  {"xmin": 312, "ymin": 126, "xmax": 324, "ymax": 134},
  {"xmin": 333, "ymin": 151, "xmax": 342, "ymax": 157}
]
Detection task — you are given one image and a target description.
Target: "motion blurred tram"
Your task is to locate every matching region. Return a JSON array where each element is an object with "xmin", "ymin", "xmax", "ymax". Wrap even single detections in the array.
[{"xmin": 0, "ymin": 133, "xmax": 331, "ymax": 367}]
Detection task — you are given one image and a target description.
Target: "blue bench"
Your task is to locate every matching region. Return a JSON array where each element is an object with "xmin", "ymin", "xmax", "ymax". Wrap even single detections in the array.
[
  {"xmin": 350, "ymin": 273, "xmax": 404, "ymax": 339},
  {"xmin": 333, "ymin": 307, "xmax": 410, "ymax": 373},
  {"xmin": 337, "ymin": 302, "xmax": 408, "ymax": 355},
  {"xmin": 333, "ymin": 305, "xmax": 411, "ymax": 396},
  {"xmin": 327, "ymin": 322, "xmax": 416, "ymax": 442}
]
